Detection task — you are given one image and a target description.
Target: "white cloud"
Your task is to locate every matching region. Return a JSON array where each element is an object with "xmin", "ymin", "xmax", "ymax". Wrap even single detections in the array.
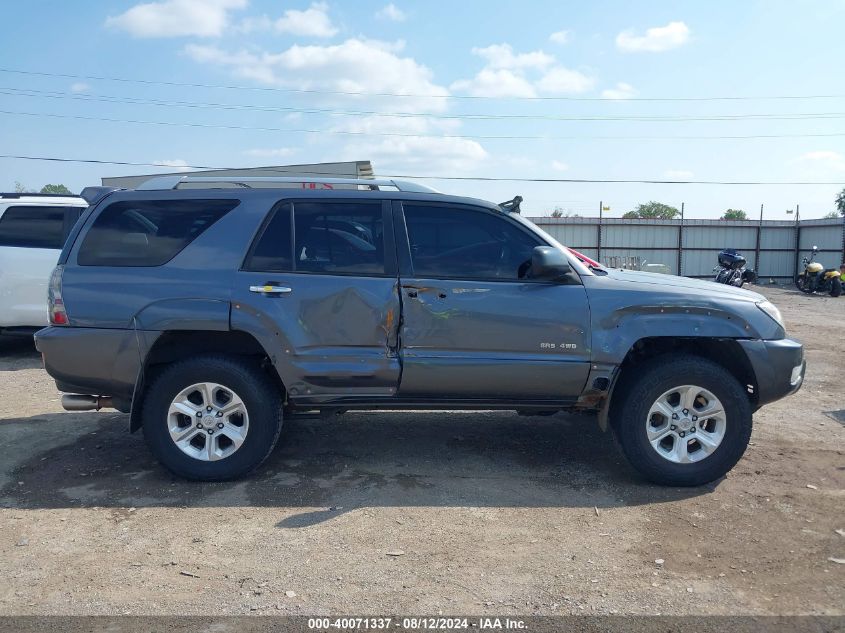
[
  {"xmin": 472, "ymin": 43, "xmax": 554, "ymax": 70},
  {"xmin": 376, "ymin": 3, "xmax": 406, "ymax": 22},
  {"xmin": 616, "ymin": 21, "xmax": 690, "ymax": 53},
  {"xmin": 70, "ymin": 82, "xmax": 90, "ymax": 93},
  {"xmin": 601, "ymin": 82, "xmax": 637, "ymax": 100},
  {"xmin": 155, "ymin": 159, "xmax": 192, "ymax": 171},
  {"xmin": 344, "ymin": 134, "xmax": 487, "ymax": 174},
  {"xmin": 551, "ymin": 160, "xmax": 569, "ymax": 172},
  {"xmin": 663, "ymin": 169, "xmax": 694, "ymax": 179},
  {"xmin": 274, "ymin": 2, "xmax": 337, "ymax": 38},
  {"xmin": 105, "ymin": 0, "xmax": 247, "ymax": 38},
  {"xmin": 549, "ymin": 30, "xmax": 571, "ymax": 45},
  {"xmin": 243, "ymin": 148, "xmax": 297, "ymax": 159},
  {"xmin": 184, "ymin": 35, "xmax": 487, "ymax": 175},
  {"xmin": 184, "ymin": 38, "xmax": 450, "ymax": 112},
  {"xmin": 536, "ymin": 67, "xmax": 595, "ymax": 94},
  {"xmin": 452, "ymin": 42, "xmax": 594, "ymax": 97},
  {"xmin": 450, "ymin": 68, "xmax": 538, "ymax": 98},
  {"xmin": 797, "ymin": 150, "xmax": 845, "ymax": 171}
]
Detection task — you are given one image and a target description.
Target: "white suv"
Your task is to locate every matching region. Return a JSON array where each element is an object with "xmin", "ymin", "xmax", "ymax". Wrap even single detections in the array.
[{"xmin": 0, "ymin": 193, "xmax": 88, "ymax": 334}]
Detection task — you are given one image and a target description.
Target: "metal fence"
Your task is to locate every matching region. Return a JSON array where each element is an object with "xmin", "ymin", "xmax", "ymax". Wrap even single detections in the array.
[{"xmin": 530, "ymin": 215, "xmax": 845, "ymax": 280}]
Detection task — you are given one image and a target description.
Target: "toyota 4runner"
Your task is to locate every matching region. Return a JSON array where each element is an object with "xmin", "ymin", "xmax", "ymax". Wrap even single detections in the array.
[{"xmin": 35, "ymin": 176, "xmax": 805, "ymax": 485}]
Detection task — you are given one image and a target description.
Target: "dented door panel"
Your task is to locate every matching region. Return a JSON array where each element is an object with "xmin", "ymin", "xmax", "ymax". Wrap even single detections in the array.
[
  {"xmin": 399, "ymin": 279, "xmax": 592, "ymax": 398},
  {"xmin": 233, "ymin": 272, "xmax": 402, "ymax": 399}
]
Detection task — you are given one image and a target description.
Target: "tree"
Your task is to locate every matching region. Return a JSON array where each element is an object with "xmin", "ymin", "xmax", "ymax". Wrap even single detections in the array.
[
  {"xmin": 823, "ymin": 210, "xmax": 841, "ymax": 219},
  {"xmin": 549, "ymin": 206, "xmax": 580, "ymax": 218},
  {"xmin": 721, "ymin": 208, "xmax": 748, "ymax": 220},
  {"xmin": 836, "ymin": 187, "xmax": 845, "ymax": 217},
  {"xmin": 14, "ymin": 181, "xmax": 35, "ymax": 193},
  {"xmin": 622, "ymin": 201, "xmax": 680, "ymax": 219},
  {"xmin": 40, "ymin": 183, "xmax": 73, "ymax": 195}
]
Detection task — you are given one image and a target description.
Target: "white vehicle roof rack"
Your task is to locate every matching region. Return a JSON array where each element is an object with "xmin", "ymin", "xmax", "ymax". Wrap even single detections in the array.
[{"xmin": 136, "ymin": 175, "xmax": 439, "ymax": 194}]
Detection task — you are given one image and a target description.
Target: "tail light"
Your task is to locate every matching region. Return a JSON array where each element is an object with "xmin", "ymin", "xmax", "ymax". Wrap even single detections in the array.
[{"xmin": 48, "ymin": 265, "xmax": 68, "ymax": 325}]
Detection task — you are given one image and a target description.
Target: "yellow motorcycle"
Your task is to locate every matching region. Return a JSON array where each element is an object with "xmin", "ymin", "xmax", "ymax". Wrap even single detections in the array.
[{"xmin": 795, "ymin": 246, "xmax": 842, "ymax": 297}]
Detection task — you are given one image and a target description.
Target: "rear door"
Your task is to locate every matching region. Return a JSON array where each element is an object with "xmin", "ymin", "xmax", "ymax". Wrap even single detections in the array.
[
  {"xmin": 395, "ymin": 201, "xmax": 591, "ymax": 401},
  {"xmin": 0, "ymin": 204, "xmax": 85, "ymax": 327},
  {"xmin": 232, "ymin": 199, "xmax": 402, "ymax": 401}
]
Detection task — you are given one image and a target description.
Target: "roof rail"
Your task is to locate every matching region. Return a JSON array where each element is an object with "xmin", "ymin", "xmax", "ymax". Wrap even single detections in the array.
[{"xmin": 136, "ymin": 175, "xmax": 439, "ymax": 194}]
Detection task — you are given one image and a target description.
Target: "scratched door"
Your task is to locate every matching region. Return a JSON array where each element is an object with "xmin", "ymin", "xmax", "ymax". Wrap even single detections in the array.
[{"xmin": 395, "ymin": 202, "xmax": 591, "ymax": 400}]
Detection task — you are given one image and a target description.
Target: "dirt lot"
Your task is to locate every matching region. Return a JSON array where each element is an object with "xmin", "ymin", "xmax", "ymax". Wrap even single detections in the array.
[{"xmin": 0, "ymin": 286, "xmax": 842, "ymax": 616}]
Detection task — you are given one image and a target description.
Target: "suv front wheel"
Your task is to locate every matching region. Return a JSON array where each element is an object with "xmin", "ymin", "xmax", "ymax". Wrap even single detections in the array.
[
  {"xmin": 611, "ymin": 355, "xmax": 753, "ymax": 486},
  {"xmin": 141, "ymin": 355, "xmax": 283, "ymax": 481}
]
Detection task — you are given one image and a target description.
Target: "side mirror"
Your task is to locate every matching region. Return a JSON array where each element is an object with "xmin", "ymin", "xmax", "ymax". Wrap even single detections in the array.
[
  {"xmin": 812, "ymin": 245, "xmax": 819, "ymax": 251},
  {"xmin": 531, "ymin": 246, "xmax": 572, "ymax": 280}
]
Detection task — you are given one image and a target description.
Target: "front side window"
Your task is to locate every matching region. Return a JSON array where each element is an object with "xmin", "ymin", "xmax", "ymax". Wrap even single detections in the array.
[
  {"xmin": 403, "ymin": 204, "xmax": 540, "ymax": 280},
  {"xmin": 77, "ymin": 199, "xmax": 237, "ymax": 266},
  {"xmin": 245, "ymin": 201, "xmax": 385, "ymax": 275},
  {"xmin": 0, "ymin": 206, "xmax": 67, "ymax": 249}
]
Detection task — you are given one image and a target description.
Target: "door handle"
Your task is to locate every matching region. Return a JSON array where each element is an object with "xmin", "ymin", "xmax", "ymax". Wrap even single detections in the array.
[{"xmin": 249, "ymin": 285, "xmax": 292, "ymax": 294}]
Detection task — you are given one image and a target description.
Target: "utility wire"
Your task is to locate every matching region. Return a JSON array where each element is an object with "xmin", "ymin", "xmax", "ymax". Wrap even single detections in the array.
[
  {"xmin": 2, "ymin": 109, "xmax": 844, "ymax": 141},
  {"xmin": 1, "ymin": 154, "xmax": 842, "ymax": 186},
  {"xmin": 1, "ymin": 67, "xmax": 844, "ymax": 102},
  {"xmin": 3, "ymin": 87, "xmax": 845, "ymax": 122}
]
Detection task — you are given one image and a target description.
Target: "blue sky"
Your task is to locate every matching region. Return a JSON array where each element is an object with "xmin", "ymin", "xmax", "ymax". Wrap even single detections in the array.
[{"xmin": 2, "ymin": 0, "xmax": 845, "ymax": 218}]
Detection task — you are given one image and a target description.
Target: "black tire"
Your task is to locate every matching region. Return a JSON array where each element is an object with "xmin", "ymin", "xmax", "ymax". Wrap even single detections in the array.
[
  {"xmin": 830, "ymin": 277, "xmax": 842, "ymax": 297},
  {"xmin": 141, "ymin": 355, "xmax": 283, "ymax": 481},
  {"xmin": 610, "ymin": 355, "xmax": 752, "ymax": 486},
  {"xmin": 795, "ymin": 274, "xmax": 807, "ymax": 292}
]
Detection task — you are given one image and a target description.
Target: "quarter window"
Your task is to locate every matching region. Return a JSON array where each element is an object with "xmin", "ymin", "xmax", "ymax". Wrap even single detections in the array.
[
  {"xmin": 77, "ymin": 199, "xmax": 237, "ymax": 267},
  {"xmin": 403, "ymin": 204, "xmax": 540, "ymax": 280},
  {"xmin": 0, "ymin": 206, "xmax": 67, "ymax": 249}
]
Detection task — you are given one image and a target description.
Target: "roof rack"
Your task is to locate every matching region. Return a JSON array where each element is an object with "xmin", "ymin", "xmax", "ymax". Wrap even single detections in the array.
[{"xmin": 136, "ymin": 175, "xmax": 440, "ymax": 194}]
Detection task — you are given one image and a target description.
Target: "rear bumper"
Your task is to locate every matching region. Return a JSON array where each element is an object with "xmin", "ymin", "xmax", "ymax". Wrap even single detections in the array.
[
  {"xmin": 34, "ymin": 326, "xmax": 141, "ymax": 406},
  {"xmin": 738, "ymin": 338, "xmax": 805, "ymax": 407}
]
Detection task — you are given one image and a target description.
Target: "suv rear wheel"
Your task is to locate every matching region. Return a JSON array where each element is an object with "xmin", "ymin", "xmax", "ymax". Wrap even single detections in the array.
[
  {"xmin": 141, "ymin": 355, "xmax": 283, "ymax": 481},
  {"xmin": 611, "ymin": 355, "xmax": 752, "ymax": 486}
]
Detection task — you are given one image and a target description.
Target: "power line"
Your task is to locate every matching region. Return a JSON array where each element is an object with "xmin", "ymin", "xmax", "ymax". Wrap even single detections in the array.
[
  {"xmin": 4, "ymin": 87, "xmax": 845, "ymax": 122},
  {"xmin": 1, "ymin": 154, "xmax": 842, "ymax": 186},
  {"xmin": 3, "ymin": 109, "xmax": 845, "ymax": 141},
  {"xmin": 2, "ymin": 67, "xmax": 844, "ymax": 103}
]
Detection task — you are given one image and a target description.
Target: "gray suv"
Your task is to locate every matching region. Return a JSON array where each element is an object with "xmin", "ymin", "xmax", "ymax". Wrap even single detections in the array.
[{"xmin": 35, "ymin": 176, "xmax": 805, "ymax": 485}]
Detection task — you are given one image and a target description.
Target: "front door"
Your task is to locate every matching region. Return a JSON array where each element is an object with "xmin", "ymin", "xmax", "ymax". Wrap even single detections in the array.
[
  {"xmin": 395, "ymin": 202, "xmax": 591, "ymax": 401},
  {"xmin": 233, "ymin": 199, "xmax": 401, "ymax": 402}
]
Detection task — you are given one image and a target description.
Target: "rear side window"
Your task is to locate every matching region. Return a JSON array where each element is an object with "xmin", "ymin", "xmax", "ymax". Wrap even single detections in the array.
[
  {"xmin": 0, "ymin": 206, "xmax": 66, "ymax": 249},
  {"xmin": 245, "ymin": 201, "xmax": 386, "ymax": 275},
  {"xmin": 77, "ymin": 199, "xmax": 237, "ymax": 267}
]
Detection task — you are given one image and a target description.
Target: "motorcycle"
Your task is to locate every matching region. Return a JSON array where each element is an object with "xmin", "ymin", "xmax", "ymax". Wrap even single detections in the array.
[
  {"xmin": 795, "ymin": 246, "xmax": 842, "ymax": 297},
  {"xmin": 713, "ymin": 249, "xmax": 757, "ymax": 287}
]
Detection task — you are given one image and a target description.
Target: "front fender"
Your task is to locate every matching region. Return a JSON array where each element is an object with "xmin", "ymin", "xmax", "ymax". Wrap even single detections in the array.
[{"xmin": 590, "ymin": 304, "xmax": 754, "ymax": 365}]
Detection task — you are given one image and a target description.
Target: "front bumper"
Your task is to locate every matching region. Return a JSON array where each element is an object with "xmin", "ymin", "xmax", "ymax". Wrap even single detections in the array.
[{"xmin": 738, "ymin": 338, "xmax": 805, "ymax": 407}]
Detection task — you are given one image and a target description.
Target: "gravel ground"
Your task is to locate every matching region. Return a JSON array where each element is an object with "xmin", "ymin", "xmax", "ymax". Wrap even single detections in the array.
[{"xmin": 0, "ymin": 286, "xmax": 842, "ymax": 616}]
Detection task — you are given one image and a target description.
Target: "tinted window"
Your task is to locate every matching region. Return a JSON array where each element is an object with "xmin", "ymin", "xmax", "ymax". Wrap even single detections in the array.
[
  {"xmin": 404, "ymin": 204, "xmax": 540, "ymax": 280},
  {"xmin": 0, "ymin": 206, "xmax": 67, "ymax": 249},
  {"xmin": 247, "ymin": 201, "xmax": 385, "ymax": 275},
  {"xmin": 78, "ymin": 199, "xmax": 237, "ymax": 267},
  {"xmin": 244, "ymin": 203, "xmax": 292, "ymax": 272}
]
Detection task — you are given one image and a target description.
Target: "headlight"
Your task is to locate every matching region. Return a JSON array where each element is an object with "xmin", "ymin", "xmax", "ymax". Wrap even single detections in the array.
[{"xmin": 756, "ymin": 300, "xmax": 784, "ymax": 328}]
